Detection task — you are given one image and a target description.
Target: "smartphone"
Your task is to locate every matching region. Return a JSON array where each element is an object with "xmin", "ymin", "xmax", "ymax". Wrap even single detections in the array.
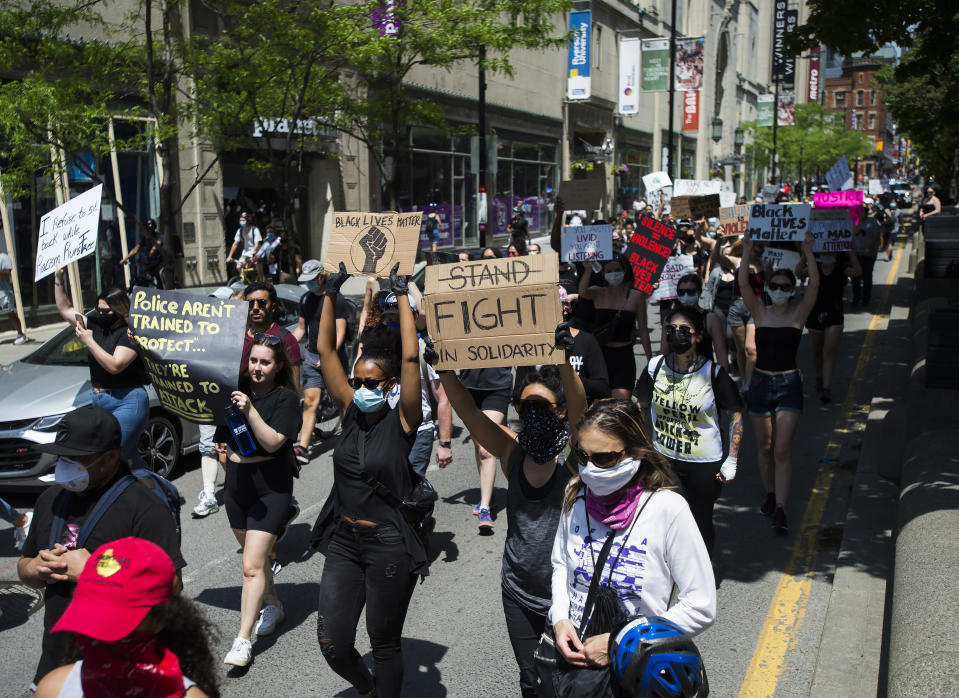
[{"xmin": 74, "ymin": 313, "xmax": 86, "ymax": 329}]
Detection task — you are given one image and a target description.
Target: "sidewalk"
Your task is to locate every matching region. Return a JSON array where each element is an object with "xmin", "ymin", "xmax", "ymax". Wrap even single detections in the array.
[{"xmin": 0, "ymin": 323, "xmax": 68, "ymax": 367}]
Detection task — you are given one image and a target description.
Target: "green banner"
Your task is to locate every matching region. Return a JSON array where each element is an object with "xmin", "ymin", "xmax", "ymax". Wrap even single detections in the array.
[
  {"xmin": 641, "ymin": 39, "xmax": 669, "ymax": 92},
  {"xmin": 757, "ymin": 95, "xmax": 774, "ymax": 128}
]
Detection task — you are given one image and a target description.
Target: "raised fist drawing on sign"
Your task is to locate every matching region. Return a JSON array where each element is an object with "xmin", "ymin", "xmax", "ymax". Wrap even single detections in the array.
[{"xmin": 359, "ymin": 225, "xmax": 389, "ymax": 273}]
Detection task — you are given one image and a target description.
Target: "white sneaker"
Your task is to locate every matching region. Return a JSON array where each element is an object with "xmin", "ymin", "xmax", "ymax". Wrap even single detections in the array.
[
  {"xmin": 12, "ymin": 334, "xmax": 27, "ymax": 345},
  {"xmin": 253, "ymin": 601, "xmax": 285, "ymax": 636},
  {"xmin": 192, "ymin": 492, "xmax": 219, "ymax": 517},
  {"xmin": 223, "ymin": 637, "xmax": 253, "ymax": 666},
  {"xmin": 13, "ymin": 512, "xmax": 31, "ymax": 550}
]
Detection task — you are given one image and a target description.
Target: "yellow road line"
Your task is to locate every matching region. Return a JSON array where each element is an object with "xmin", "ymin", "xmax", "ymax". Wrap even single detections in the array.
[{"xmin": 738, "ymin": 243, "xmax": 905, "ymax": 697}]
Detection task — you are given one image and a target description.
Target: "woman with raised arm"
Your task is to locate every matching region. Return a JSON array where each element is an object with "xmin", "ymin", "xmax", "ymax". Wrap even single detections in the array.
[
  {"xmin": 310, "ymin": 262, "xmax": 423, "ymax": 698},
  {"xmin": 740, "ymin": 232, "xmax": 818, "ymax": 534}
]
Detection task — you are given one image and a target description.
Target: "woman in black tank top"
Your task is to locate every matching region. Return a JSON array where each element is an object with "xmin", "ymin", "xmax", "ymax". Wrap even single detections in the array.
[
  {"xmin": 433, "ymin": 329, "xmax": 586, "ymax": 698},
  {"xmin": 739, "ymin": 234, "xmax": 819, "ymax": 535}
]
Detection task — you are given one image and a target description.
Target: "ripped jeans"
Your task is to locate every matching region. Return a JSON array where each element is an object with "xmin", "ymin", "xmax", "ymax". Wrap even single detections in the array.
[{"xmin": 317, "ymin": 519, "xmax": 417, "ymax": 698}]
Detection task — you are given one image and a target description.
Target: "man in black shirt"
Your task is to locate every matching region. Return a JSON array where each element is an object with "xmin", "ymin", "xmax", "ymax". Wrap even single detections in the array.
[{"xmin": 17, "ymin": 406, "xmax": 185, "ymax": 690}]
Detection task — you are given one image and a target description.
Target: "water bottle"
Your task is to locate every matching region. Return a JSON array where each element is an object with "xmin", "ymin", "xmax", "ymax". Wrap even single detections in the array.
[{"xmin": 225, "ymin": 404, "xmax": 257, "ymax": 456}]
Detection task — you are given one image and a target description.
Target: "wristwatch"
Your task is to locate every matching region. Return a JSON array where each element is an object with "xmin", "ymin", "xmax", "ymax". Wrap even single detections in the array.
[{"xmin": 438, "ymin": 440, "xmax": 452, "ymax": 448}]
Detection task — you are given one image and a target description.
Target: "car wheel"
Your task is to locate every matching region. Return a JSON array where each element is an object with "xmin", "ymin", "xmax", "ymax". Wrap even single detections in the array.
[{"xmin": 138, "ymin": 415, "xmax": 180, "ymax": 478}]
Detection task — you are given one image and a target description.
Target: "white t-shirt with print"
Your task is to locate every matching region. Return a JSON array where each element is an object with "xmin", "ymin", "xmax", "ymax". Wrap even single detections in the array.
[{"xmin": 234, "ymin": 225, "xmax": 263, "ymax": 258}]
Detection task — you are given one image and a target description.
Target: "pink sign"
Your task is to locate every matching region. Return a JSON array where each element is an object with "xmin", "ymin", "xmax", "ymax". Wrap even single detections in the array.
[{"xmin": 814, "ymin": 190, "xmax": 863, "ymax": 225}]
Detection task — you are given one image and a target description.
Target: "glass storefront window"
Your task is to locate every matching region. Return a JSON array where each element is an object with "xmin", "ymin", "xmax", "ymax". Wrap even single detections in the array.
[
  {"xmin": 681, "ymin": 151, "xmax": 696, "ymax": 179},
  {"xmin": 615, "ymin": 147, "xmax": 651, "ymax": 211}
]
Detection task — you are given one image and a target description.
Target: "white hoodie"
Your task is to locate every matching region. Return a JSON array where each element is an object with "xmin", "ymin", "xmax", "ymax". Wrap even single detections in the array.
[{"xmin": 548, "ymin": 488, "xmax": 716, "ymax": 636}]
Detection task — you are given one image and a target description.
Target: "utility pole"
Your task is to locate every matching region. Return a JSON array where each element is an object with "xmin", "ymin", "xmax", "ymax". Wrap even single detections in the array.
[
  {"xmin": 666, "ymin": 0, "xmax": 676, "ymax": 178},
  {"xmin": 771, "ymin": 79, "xmax": 779, "ymax": 185},
  {"xmin": 478, "ymin": 45, "xmax": 488, "ymax": 248}
]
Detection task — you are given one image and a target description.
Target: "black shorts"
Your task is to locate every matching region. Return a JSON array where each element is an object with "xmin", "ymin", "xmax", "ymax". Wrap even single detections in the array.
[
  {"xmin": 602, "ymin": 343, "xmax": 637, "ymax": 391},
  {"xmin": 806, "ymin": 302, "xmax": 844, "ymax": 331},
  {"xmin": 225, "ymin": 460, "xmax": 294, "ymax": 534},
  {"xmin": 468, "ymin": 387, "xmax": 511, "ymax": 415}
]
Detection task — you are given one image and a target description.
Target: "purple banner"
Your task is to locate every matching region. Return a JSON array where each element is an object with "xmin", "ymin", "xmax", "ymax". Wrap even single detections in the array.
[
  {"xmin": 372, "ymin": 0, "xmax": 399, "ymax": 37},
  {"xmin": 491, "ymin": 196, "xmax": 549, "ymax": 238},
  {"xmin": 399, "ymin": 204, "xmax": 457, "ymax": 248}
]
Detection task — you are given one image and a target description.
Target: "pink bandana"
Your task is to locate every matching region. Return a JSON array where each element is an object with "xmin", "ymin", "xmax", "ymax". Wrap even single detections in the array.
[{"xmin": 585, "ymin": 478, "xmax": 646, "ymax": 530}]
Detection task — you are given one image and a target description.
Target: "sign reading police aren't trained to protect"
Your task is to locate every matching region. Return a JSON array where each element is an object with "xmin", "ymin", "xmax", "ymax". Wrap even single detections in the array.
[
  {"xmin": 423, "ymin": 254, "xmax": 564, "ymax": 371},
  {"xmin": 128, "ymin": 287, "xmax": 247, "ymax": 424}
]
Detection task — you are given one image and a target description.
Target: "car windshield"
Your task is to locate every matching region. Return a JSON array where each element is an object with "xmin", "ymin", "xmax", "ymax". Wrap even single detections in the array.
[{"xmin": 23, "ymin": 325, "xmax": 89, "ymax": 366}]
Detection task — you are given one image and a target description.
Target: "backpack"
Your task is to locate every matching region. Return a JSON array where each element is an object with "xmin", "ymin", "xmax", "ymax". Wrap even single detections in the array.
[
  {"xmin": 648, "ymin": 354, "xmax": 723, "ymax": 396},
  {"xmin": 48, "ymin": 468, "xmax": 183, "ymax": 550}
]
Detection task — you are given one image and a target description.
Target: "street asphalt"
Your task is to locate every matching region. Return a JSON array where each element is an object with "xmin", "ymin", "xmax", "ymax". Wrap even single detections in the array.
[{"xmin": 0, "ymin": 247, "xmax": 911, "ymax": 696}]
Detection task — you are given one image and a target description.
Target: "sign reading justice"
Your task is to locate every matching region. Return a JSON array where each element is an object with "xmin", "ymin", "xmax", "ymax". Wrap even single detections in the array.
[
  {"xmin": 128, "ymin": 287, "xmax": 247, "ymax": 424},
  {"xmin": 423, "ymin": 254, "xmax": 564, "ymax": 371}
]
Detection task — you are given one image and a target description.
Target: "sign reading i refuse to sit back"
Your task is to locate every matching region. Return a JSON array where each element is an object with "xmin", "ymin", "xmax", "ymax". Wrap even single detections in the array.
[
  {"xmin": 624, "ymin": 214, "xmax": 677, "ymax": 296},
  {"xmin": 423, "ymin": 254, "xmax": 564, "ymax": 370}
]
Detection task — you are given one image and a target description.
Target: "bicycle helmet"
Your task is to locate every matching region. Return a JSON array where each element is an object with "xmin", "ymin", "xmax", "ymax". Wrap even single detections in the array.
[
  {"xmin": 609, "ymin": 616, "xmax": 708, "ymax": 697},
  {"xmin": 378, "ymin": 292, "xmax": 417, "ymax": 314},
  {"xmin": 145, "ymin": 218, "xmax": 157, "ymax": 232}
]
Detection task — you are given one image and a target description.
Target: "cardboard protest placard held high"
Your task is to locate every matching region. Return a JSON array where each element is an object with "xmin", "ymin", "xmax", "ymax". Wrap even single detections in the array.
[
  {"xmin": 128, "ymin": 287, "xmax": 247, "ymax": 424},
  {"xmin": 325, "ymin": 211, "xmax": 422, "ymax": 277},
  {"xmin": 747, "ymin": 203, "xmax": 811, "ymax": 242},
  {"xmin": 558, "ymin": 176, "xmax": 606, "ymax": 213},
  {"xmin": 423, "ymin": 254, "xmax": 564, "ymax": 371},
  {"xmin": 35, "ymin": 184, "xmax": 103, "ymax": 281},
  {"xmin": 718, "ymin": 205, "xmax": 750, "ymax": 237},
  {"xmin": 762, "ymin": 247, "xmax": 801, "ymax": 271},
  {"xmin": 814, "ymin": 189, "xmax": 863, "ymax": 226},
  {"xmin": 650, "ymin": 254, "xmax": 695, "ymax": 301},
  {"xmin": 809, "ymin": 210, "xmax": 854, "ymax": 252},
  {"xmin": 624, "ymin": 214, "xmax": 677, "ymax": 296},
  {"xmin": 642, "ymin": 171, "xmax": 672, "ymax": 192},
  {"xmin": 561, "ymin": 224, "xmax": 613, "ymax": 262},
  {"xmin": 669, "ymin": 194, "xmax": 720, "ymax": 220}
]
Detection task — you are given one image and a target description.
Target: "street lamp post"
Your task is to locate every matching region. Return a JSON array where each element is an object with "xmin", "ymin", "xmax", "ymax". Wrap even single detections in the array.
[{"xmin": 711, "ymin": 116, "xmax": 723, "ymax": 143}]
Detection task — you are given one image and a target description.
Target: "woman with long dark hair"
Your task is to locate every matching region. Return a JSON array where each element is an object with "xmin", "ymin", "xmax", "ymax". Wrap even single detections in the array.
[
  {"xmin": 310, "ymin": 262, "xmax": 423, "ymax": 698},
  {"xmin": 550, "ymin": 400, "xmax": 715, "ymax": 675},
  {"xmin": 53, "ymin": 269, "xmax": 150, "ymax": 468},
  {"xmin": 216, "ymin": 334, "xmax": 301, "ymax": 667}
]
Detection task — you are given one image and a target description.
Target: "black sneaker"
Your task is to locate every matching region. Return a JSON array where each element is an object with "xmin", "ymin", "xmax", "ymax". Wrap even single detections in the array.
[
  {"xmin": 771, "ymin": 506, "xmax": 788, "ymax": 534},
  {"xmin": 760, "ymin": 492, "xmax": 776, "ymax": 517}
]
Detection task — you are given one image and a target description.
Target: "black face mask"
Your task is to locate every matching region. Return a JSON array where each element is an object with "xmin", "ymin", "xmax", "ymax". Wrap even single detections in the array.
[
  {"xmin": 518, "ymin": 404, "xmax": 569, "ymax": 464},
  {"xmin": 93, "ymin": 311, "xmax": 118, "ymax": 326},
  {"xmin": 665, "ymin": 326, "xmax": 694, "ymax": 354}
]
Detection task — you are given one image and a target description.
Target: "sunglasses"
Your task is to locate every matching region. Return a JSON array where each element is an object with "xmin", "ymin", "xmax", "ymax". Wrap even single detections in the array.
[
  {"xmin": 348, "ymin": 377, "xmax": 388, "ymax": 390},
  {"xmin": 95, "ymin": 307, "xmax": 115, "ymax": 316},
  {"xmin": 664, "ymin": 324, "xmax": 693, "ymax": 338},
  {"xmin": 676, "ymin": 287, "xmax": 699, "ymax": 295},
  {"xmin": 253, "ymin": 332, "xmax": 281, "ymax": 345},
  {"xmin": 573, "ymin": 445, "xmax": 626, "ymax": 468},
  {"xmin": 516, "ymin": 397, "xmax": 558, "ymax": 414},
  {"xmin": 248, "ymin": 298, "xmax": 269, "ymax": 309},
  {"xmin": 767, "ymin": 281, "xmax": 793, "ymax": 292}
]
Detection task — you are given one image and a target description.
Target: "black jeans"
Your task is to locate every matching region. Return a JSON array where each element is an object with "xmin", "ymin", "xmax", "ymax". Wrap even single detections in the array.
[
  {"xmin": 502, "ymin": 589, "xmax": 549, "ymax": 698},
  {"xmin": 317, "ymin": 520, "xmax": 417, "ymax": 698},
  {"xmin": 852, "ymin": 254, "xmax": 877, "ymax": 304},
  {"xmin": 669, "ymin": 457, "xmax": 723, "ymax": 554}
]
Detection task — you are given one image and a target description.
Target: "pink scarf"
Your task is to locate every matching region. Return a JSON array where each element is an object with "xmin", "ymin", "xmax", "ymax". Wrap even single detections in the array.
[{"xmin": 585, "ymin": 479, "xmax": 646, "ymax": 530}]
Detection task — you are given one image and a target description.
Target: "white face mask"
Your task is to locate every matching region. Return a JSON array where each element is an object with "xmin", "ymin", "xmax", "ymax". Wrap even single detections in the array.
[
  {"xmin": 54, "ymin": 457, "xmax": 91, "ymax": 492},
  {"xmin": 766, "ymin": 287, "xmax": 794, "ymax": 305},
  {"xmin": 678, "ymin": 293, "xmax": 700, "ymax": 306},
  {"xmin": 605, "ymin": 271, "xmax": 625, "ymax": 286},
  {"xmin": 579, "ymin": 457, "xmax": 641, "ymax": 496}
]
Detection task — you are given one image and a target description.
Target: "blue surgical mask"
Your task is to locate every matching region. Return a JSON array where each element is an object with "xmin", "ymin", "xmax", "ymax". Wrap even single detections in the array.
[
  {"xmin": 767, "ymin": 288, "xmax": 794, "ymax": 305},
  {"xmin": 306, "ymin": 279, "xmax": 321, "ymax": 293},
  {"xmin": 353, "ymin": 386, "xmax": 386, "ymax": 413},
  {"xmin": 678, "ymin": 293, "xmax": 700, "ymax": 306}
]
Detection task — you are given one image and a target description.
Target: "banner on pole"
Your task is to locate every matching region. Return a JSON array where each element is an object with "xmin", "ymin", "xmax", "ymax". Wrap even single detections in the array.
[
  {"xmin": 808, "ymin": 46, "xmax": 821, "ymax": 103},
  {"xmin": 747, "ymin": 203, "xmax": 811, "ymax": 242},
  {"xmin": 624, "ymin": 214, "xmax": 678, "ymax": 296},
  {"xmin": 618, "ymin": 38, "xmax": 640, "ymax": 115},
  {"xmin": 641, "ymin": 38, "xmax": 669, "ymax": 92},
  {"xmin": 567, "ymin": 10, "xmax": 592, "ymax": 100},
  {"xmin": 674, "ymin": 37, "xmax": 705, "ymax": 91},
  {"xmin": 682, "ymin": 91, "xmax": 699, "ymax": 131},
  {"xmin": 757, "ymin": 95, "xmax": 775, "ymax": 128},
  {"xmin": 777, "ymin": 93, "xmax": 796, "ymax": 126},
  {"xmin": 35, "ymin": 184, "xmax": 103, "ymax": 282}
]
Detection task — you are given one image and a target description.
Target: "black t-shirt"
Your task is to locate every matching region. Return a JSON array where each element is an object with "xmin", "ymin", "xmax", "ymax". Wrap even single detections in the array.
[
  {"xmin": 87, "ymin": 320, "xmax": 150, "ymax": 389},
  {"xmin": 512, "ymin": 331, "xmax": 610, "ymax": 404},
  {"xmin": 21, "ymin": 469, "xmax": 185, "ymax": 683},
  {"xmin": 300, "ymin": 291, "xmax": 352, "ymax": 365},
  {"xmin": 215, "ymin": 382, "xmax": 301, "ymax": 466},
  {"xmin": 458, "ymin": 366, "xmax": 513, "ymax": 392}
]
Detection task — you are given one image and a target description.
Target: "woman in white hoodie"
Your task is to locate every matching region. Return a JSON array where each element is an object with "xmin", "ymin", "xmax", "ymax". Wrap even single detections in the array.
[{"xmin": 549, "ymin": 399, "xmax": 716, "ymax": 672}]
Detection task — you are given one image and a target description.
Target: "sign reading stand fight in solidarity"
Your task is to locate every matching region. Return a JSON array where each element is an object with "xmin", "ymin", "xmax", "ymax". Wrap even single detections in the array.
[
  {"xmin": 423, "ymin": 254, "xmax": 564, "ymax": 371},
  {"xmin": 747, "ymin": 203, "xmax": 811, "ymax": 242},
  {"xmin": 561, "ymin": 224, "xmax": 613, "ymax": 262},
  {"xmin": 624, "ymin": 214, "xmax": 677, "ymax": 296},
  {"xmin": 128, "ymin": 287, "xmax": 247, "ymax": 424},
  {"xmin": 325, "ymin": 211, "xmax": 422, "ymax": 277},
  {"xmin": 35, "ymin": 184, "xmax": 103, "ymax": 281}
]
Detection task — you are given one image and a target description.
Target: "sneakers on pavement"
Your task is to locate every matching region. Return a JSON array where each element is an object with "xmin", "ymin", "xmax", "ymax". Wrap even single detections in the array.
[
  {"xmin": 276, "ymin": 498, "xmax": 300, "ymax": 543},
  {"xmin": 472, "ymin": 503, "xmax": 481, "ymax": 516},
  {"xmin": 12, "ymin": 511, "xmax": 32, "ymax": 550},
  {"xmin": 271, "ymin": 557, "xmax": 283, "ymax": 577},
  {"xmin": 223, "ymin": 637, "xmax": 253, "ymax": 666},
  {"xmin": 12, "ymin": 334, "xmax": 27, "ymax": 345},
  {"xmin": 760, "ymin": 492, "xmax": 776, "ymax": 517},
  {"xmin": 253, "ymin": 602, "xmax": 285, "ymax": 637},
  {"xmin": 771, "ymin": 506, "xmax": 788, "ymax": 535},
  {"xmin": 293, "ymin": 444, "xmax": 309, "ymax": 465},
  {"xmin": 477, "ymin": 507, "xmax": 494, "ymax": 533},
  {"xmin": 192, "ymin": 492, "xmax": 219, "ymax": 518}
]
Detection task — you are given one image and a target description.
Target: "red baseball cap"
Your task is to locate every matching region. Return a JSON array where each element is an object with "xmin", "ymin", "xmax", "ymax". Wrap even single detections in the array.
[{"xmin": 52, "ymin": 537, "xmax": 175, "ymax": 642}]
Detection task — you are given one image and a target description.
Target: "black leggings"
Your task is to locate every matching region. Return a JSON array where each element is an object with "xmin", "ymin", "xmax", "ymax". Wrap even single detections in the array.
[
  {"xmin": 668, "ymin": 457, "xmax": 723, "ymax": 554},
  {"xmin": 502, "ymin": 589, "xmax": 549, "ymax": 698},
  {"xmin": 317, "ymin": 520, "xmax": 417, "ymax": 698}
]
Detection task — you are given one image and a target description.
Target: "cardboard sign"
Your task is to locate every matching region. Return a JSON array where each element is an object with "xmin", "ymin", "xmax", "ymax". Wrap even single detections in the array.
[
  {"xmin": 814, "ymin": 190, "xmax": 863, "ymax": 226},
  {"xmin": 810, "ymin": 210, "xmax": 854, "ymax": 252},
  {"xmin": 558, "ymin": 176, "xmax": 606, "ymax": 213},
  {"xmin": 825, "ymin": 155, "xmax": 853, "ymax": 191},
  {"xmin": 325, "ymin": 211, "xmax": 422, "ymax": 277},
  {"xmin": 762, "ymin": 247, "xmax": 801, "ymax": 271},
  {"xmin": 128, "ymin": 287, "xmax": 247, "ymax": 424},
  {"xmin": 561, "ymin": 224, "xmax": 613, "ymax": 262},
  {"xmin": 669, "ymin": 194, "xmax": 720, "ymax": 220},
  {"xmin": 649, "ymin": 254, "xmax": 695, "ymax": 301},
  {"xmin": 643, "ymin": 171, "xmax": 672, "ymax": 192},
  {"xmin": 624, "ymin": 214, "xmax": 678, "ymax": 296},
  {"xmin": 747, "ymin": 203, "xmax": 811, "ymax": 242},
  {"xmin": 35, "ymin": 184, "xmax": 103, "ymax": 281},
  {"xmin": 718, "ymin": 205, "xmax": 750, "ymax": 237},
  {"xmin": 423, "ymin": 254, "xmax": 563, "ymax": 370}
]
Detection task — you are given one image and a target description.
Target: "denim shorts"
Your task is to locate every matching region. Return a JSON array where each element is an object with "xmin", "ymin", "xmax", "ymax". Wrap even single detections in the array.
[
  {"xmin": 746, "ymin": 370, "xmax": 803, "ymax": 417},
  {"xmin": 726, "ymin": 298, "xmax": 753, "ymax": 328},
  {"xmin": 301, "ymin": 349, "xmax": 326, "ymax": 390}
]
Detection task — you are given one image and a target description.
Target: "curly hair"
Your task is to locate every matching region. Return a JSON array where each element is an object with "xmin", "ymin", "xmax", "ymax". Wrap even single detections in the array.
[{"xmin": 356, "ymin": 324, "xmax": 402, "ymax": 378}]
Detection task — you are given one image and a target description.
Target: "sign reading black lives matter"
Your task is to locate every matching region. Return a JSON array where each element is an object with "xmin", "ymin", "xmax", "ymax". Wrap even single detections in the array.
[
  {"xmin": 423, "ymin": 254, "xmax": 564, "ymax": 371},
  {"xmin": 128, "ymin": 287, "xmax": 247, "ymax": 424},
  {"xmin": 746, "ymin": 203, "xmax": 810, "ymax": 242},
  {"xmin": 325, "ymin": 211, "xmax": 422, "ymax": 277}
]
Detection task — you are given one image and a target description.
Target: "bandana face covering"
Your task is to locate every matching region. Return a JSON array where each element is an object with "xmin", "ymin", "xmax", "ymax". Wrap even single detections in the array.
[
  {"xmin": 518, "ymin": 404, "xmax": 569, "ymax": 464},
  {"xmin": 585, "ymin": 476, "xmax": 645, "ymax": 530},
  {"xmin": 77, "ymin": 632, "xmax": 185, "ymax": 698},
  {"xmin": 579, "ymin": 457, "xmax": 641, "ymax": 496}
]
